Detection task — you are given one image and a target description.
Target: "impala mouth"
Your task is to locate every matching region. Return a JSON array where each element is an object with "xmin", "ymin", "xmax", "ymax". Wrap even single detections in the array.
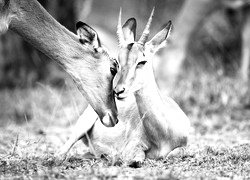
[
  {"xmin": 115, "ymin": 93, "xmax": 128, "ymax": 101},
  {"xmin": 116, "ymin": 96, "xmax": 126, "ymax": 101}
]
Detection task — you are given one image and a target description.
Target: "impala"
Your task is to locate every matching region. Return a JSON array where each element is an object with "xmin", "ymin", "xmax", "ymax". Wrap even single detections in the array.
[
  {"xmin": 0, "ymin": 0, "xmax": 118, "ymax": 126},
  {"xmin": 58, "ymin": 9, "xmax": 191, "ymax": 166}
]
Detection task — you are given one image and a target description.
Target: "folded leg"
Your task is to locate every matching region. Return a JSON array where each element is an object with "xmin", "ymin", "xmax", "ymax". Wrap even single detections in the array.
[
  {"xmin": 128, "ymin": 149, "xmax": 146, "ymax": 168},
  {"xmin": 55, "ymin": 104, "xmax": 98, "ymax": 161},
  {"xmin": 122, "ymin": 140, "xmax": 148, "ymax": 168}
]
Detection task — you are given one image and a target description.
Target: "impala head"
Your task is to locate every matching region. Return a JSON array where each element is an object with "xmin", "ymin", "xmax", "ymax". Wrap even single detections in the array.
[
  {"xmin": 76, "ymin": 21, "xmax": 118, "ymax": 127},
  {"xmin": 114, "ymin": 8, "xmax": 172, "ymax": 99},
  {"xmin": 0, "ymin": 0, "xmax": 118, "ymax": 127}
]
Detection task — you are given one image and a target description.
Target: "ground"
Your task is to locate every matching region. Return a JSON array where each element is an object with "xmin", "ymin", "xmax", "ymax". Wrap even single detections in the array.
[{"xmin": 0, "ymin": 72, "xmax": 250, "ymax": 180}]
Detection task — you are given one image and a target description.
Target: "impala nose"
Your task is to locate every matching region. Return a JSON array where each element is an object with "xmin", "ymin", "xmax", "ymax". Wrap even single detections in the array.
[
  {"xmin": 102, "ymin": 113, "xmax": 118, "ymax": 127},
  {"xmin": 114, "ymin": 86, "xmax": 125, "ymax": 97}
]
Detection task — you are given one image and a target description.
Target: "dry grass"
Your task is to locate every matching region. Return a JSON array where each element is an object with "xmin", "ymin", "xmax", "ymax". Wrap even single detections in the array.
[{"xmin": 0, "ymin": 71, "xmax": 250, "ymax": 179}]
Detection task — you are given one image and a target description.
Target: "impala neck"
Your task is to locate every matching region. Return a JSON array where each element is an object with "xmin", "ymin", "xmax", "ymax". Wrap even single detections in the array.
[
  {"xmin": 134, "ymin": 62, "xmax": 165, "ymax": 118},
  {"xmin": 8, "ymin": 0, "xmax": 83, "ymax": 74}
]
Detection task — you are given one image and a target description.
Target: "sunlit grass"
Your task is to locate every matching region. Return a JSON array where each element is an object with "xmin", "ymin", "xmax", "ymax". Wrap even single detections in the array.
[{"xmin": 0, "ymin": 71, "xmax": 250, "ymax": 179}]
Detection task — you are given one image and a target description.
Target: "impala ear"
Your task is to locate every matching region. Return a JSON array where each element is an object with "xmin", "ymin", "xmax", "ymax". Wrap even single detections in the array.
[
  {"xmin": 146, "ymin": 21, "xmax": 172, "ymax": 53},
  {"xmin": 76, "ymin": 21, "xmax": 102, "ymax": 51},
  {"xmin": 122, "ymin": 18, "xmax": 137, "ymax": 43}
]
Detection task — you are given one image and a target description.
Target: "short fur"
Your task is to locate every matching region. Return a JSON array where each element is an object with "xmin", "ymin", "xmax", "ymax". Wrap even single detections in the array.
[
  {"xmin": 0, "ymin": 0, "xmax": 118, "ymax": 126},
  {"xmin": 58, "ymin": 14, "xmax": 190, "ymax": 165}
]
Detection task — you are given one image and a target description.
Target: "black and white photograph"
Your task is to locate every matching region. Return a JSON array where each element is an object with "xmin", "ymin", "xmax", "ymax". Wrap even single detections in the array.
[{"xmin": 0, "ymin": 0, "xmax": 250, "ymax": 179}]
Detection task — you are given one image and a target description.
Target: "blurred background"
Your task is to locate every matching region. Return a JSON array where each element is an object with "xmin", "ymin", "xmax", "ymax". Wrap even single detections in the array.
[
  {"xmin": 1, "ymin": 0, "xmax": 250, "ymax": 153},
  {"xmin": 1, "ymin": 0, "xmax": 248, "ymax": 88},
  {"xmin": 0, "ymin": 0, "xmax": 185, "ymax": 88}
]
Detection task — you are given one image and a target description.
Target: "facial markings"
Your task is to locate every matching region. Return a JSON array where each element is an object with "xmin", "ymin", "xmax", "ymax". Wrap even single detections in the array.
[
  {"xmin": 118, "ymin": 44, "xmax": 138, "ymax": 79},
  {"xmin": 110, "ymin": 58, "xmax": 118, "ymax": 76},
  {"xmin": 115, "ymin": 43, "xmax": 147, "ymax": 92},
  {"xmin": 95, "ymin": 46, "xmax": 119, "ymax": 77}
]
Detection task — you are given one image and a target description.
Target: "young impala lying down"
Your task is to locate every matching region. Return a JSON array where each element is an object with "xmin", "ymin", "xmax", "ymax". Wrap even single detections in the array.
[{"xmin": 57, "ymin": 9, "xmax": 191, "ymax": 165}]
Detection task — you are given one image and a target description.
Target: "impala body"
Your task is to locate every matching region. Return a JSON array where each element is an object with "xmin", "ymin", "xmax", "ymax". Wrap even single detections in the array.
[
  {"xmin": 0, "ymin": 0, "xmax": 118, "ymax": 126},
  {"xmin": 58, "ymin": 9, "xmax": 191, "ymax": 165}
]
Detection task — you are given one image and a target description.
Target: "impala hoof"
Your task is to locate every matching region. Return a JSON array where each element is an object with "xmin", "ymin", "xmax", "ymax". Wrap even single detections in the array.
[{"xmin": 128, "ymin": 161, "xmax": 143, "ymax": 168}]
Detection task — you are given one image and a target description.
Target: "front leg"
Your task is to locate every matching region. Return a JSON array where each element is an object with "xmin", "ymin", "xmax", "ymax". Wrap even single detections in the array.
[
  {"xmin": 128, "ymin": 149, "xmax": 146, "ymax": 168},
  {"xmin": 122, "ymin": 141, "xmax": 148, "ymax": 168},
  {"xmin": 55, "ymin": 104, "xmax": 98, "ymax": 161}
]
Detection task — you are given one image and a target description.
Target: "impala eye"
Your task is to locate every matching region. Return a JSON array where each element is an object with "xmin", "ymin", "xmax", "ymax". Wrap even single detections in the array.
[
  {"xmin": 137, "ymin": 61, "xmax": 147, "ymax": 68},
  {"xmin": 110, "ymin": 67, "xmax": 117, "ymax": 76}
]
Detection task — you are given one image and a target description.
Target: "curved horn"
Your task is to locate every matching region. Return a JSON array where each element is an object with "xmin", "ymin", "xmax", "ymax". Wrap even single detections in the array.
[
  {"xmin": 138, "ymin": 7, "xmax": 155, "ymax": 46},
  {"xmin": 117, "ymin": 8, "xmax": 125, "ymax": 47}
]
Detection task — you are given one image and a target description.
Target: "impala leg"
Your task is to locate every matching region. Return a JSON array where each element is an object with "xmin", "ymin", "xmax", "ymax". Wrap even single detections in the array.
[
  {"xmin": 123, "ymin": 141, "xmax": 147, "ymax": 168},
  {"xmin": 131, "ymin": 150, "xmax": 145, "ymax": 168},
  {"xmin": 166, "ymin": 147, "xmax": 186, "ymax": 159},
  {"xmin": 55, "ymin": 105, "xmax": 98, "ymax": 161},
  {"xmin": 127, "ymin": 149, "xmax": 145, "ymax": 168}
]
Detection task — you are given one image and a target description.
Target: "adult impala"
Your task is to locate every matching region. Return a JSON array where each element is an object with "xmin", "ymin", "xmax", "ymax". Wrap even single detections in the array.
[
  {"xmin": 0, "ymin": 0, "xmax": 118, "ymax": 126},
  {"xmin": 58, "ymin": 9, "xmax": 190, "ymax": 166}
]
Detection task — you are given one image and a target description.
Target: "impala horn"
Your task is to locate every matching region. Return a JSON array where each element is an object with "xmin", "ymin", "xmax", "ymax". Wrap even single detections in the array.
[
  {"xmin": 117, "ymin": 8, "xmax": 125, "ymax": 47},
  {"xmin": 138, "ymin": 7, "xmax": 155, "ymax": 46}
]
